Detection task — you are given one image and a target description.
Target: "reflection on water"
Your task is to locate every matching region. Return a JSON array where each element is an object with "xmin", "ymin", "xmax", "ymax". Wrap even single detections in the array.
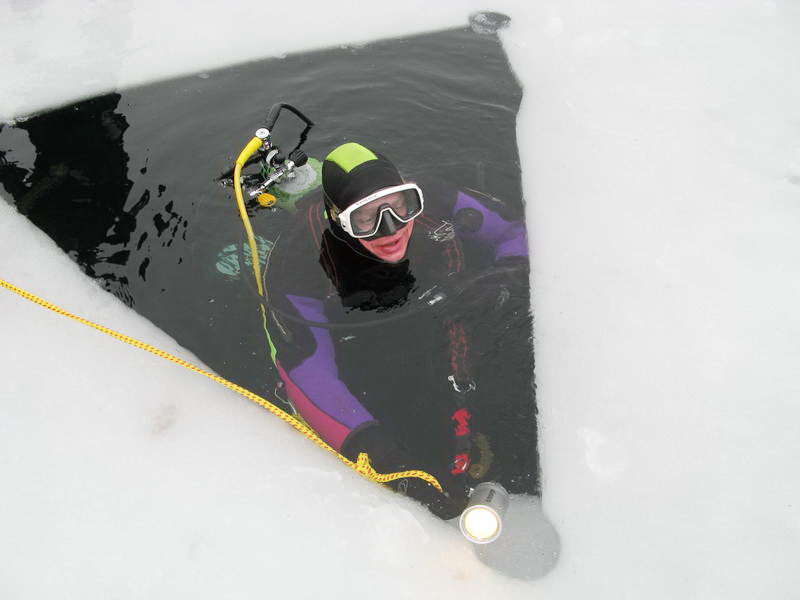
[{"xmin": 0, "ymin": 94, "xmax": 135, "ymax": 294}]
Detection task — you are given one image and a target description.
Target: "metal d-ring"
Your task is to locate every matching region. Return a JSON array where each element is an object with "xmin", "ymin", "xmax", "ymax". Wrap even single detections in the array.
[{"xmin": 448, "ymin": 374, "xmax": 476, "ymax": 394}]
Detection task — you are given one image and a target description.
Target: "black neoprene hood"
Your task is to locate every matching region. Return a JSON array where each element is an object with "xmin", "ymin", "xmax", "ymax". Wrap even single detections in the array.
[{"xmin": 321, "ymin": 142, "xmax": 405, "ymax": 212}]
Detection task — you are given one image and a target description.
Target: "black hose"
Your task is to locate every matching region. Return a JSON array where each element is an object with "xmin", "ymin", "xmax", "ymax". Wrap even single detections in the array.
[{"xmin": 260, "ymin": 264, "xmax": 527, "ymax": 330}]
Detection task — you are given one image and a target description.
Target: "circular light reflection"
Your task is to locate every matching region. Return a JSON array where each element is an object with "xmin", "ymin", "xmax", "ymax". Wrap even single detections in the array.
[{"xmin": 461, "ymin": 505, "xmax": 501, "ymax": 543}]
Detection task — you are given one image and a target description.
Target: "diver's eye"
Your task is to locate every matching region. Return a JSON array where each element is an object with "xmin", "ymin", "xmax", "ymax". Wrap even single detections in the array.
[
  {"xmin": 355, "ymin": 213, "xmax": 377, "ymax": 229},
  {"xmin": 389, "ymin": 196, "xmax": 408, "ymax": 216}
]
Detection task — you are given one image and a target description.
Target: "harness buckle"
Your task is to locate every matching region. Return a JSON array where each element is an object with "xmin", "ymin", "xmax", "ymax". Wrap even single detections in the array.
[
  {"xmin": 430, "ymin": 220, "xmax": 455, "ymax": 242},
  {"xmin": 448, "ymin": 374, "xmax": 476, "ymax": 394}
]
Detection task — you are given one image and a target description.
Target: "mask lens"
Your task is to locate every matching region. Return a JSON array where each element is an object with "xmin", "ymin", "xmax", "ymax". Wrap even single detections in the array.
[{"xmin": 350, "ymin": 188, "xmax": 423, "ymax": 236}]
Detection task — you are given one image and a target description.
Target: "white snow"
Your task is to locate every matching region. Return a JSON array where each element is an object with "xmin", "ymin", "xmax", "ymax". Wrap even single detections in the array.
[{"xmin": 2, "ymin": 0, "xmax": 800, "ymax": 598}]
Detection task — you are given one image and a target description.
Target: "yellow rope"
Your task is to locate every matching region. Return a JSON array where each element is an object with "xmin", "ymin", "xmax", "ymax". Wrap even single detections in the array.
[{"xmin": 0, "ymin": 277, "xmax": 443, "ymax": 492}]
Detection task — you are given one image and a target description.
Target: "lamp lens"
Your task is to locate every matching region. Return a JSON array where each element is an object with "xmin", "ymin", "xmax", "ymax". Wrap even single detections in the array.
[{"xmin": 462, "ymin": 506, "xmax": 501, "ymax": 543}]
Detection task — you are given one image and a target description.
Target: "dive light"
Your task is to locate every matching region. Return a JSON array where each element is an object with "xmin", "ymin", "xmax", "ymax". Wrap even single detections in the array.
[{"xmin": 459, "ymin": 481, "xmax": 510, "ymax": 544}]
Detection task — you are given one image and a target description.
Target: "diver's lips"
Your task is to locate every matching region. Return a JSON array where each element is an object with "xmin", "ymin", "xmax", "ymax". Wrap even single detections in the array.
[
  {"xmin": 358, "ymin": 222, "xmax": 413, "ymax": 262},
  {"xmin": 376, "ymin": 236, "xmax": 403, "ymax": 252}
]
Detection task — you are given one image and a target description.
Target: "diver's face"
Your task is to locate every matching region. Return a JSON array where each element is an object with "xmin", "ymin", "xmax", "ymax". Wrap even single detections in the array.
[{"xmin": 358, "ymin": 219, "xmax": 414, "ymax": 263}]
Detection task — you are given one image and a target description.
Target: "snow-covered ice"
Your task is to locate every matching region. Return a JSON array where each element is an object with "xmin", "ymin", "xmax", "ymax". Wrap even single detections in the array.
[{"xmin": 2, "ymin": 1, "xmax": 800, "ymax": 598}]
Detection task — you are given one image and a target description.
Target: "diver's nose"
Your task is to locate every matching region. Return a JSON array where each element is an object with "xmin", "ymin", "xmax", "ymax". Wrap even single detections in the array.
[{"xmin": 374, "ymin": 206, "xmax": 405, "ymax": 238}]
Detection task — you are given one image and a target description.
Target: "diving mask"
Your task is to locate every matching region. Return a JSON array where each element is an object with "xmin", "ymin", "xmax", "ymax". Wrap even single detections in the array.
[{"xmin": 333, "ymin": 183, "xmax": 424, "ymax": 239}]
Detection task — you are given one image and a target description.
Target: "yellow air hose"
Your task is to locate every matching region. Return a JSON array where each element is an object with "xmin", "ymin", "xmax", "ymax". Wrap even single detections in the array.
[{"xmin": 234, "ymin": 136, "xmax": 267, "ymax": 296}]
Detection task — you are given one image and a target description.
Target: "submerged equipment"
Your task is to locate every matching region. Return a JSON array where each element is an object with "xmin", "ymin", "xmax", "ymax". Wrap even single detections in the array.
[
  {"xmin": 223, "ymin": 103, "xmax": 318, "ymax": 210},
  {"xmin": 459, "ymin": 481, "xmax": 510, "ymax": 544}
]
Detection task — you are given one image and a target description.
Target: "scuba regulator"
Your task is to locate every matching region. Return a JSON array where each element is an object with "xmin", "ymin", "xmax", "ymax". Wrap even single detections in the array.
[
  {"xmin": 224, "ymin": 102, "xmax": 316, "ymax": 298},
  {"xmin": 222, "ymin": 102, "xmax": 316, "ymax": 211}
]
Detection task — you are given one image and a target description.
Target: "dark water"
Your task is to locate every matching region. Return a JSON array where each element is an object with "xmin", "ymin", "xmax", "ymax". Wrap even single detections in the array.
[{"xmin": 0, "ymin": 23, "xmax": 536, "ymax": 492}]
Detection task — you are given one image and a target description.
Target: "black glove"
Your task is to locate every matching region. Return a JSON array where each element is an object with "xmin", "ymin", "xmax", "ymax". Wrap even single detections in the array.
[
  {"xmin": 342, "ymin": 425, "xmax": 470, "ymax": 520},
  {"xmin": 393, "ymin": 471, "xmax": 469, "ymax": 521},
  {"xmin": 492, "ymin": 255, "xmax": 530, "ymax": 286}
]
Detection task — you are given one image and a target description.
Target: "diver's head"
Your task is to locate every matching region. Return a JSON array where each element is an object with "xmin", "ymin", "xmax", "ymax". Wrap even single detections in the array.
[{"xmin": 322, "ymin": 142, "xmax": 424, "ymax": 263}]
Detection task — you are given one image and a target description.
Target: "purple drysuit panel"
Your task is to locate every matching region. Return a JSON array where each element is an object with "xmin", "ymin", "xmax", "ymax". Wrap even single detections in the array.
[
  {"xmin": 278, "ymin": 293, "xmax": 376, "ymax": 450},
  {"xmin": 453, "ymin": 191, "xmax": 528, "ymax": 261}
]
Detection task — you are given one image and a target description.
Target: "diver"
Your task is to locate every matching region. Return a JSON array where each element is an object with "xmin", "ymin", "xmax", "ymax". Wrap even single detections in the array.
[{"xmin": 262, "ymin": 142, "xmax": 537, "ymax": 519}]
